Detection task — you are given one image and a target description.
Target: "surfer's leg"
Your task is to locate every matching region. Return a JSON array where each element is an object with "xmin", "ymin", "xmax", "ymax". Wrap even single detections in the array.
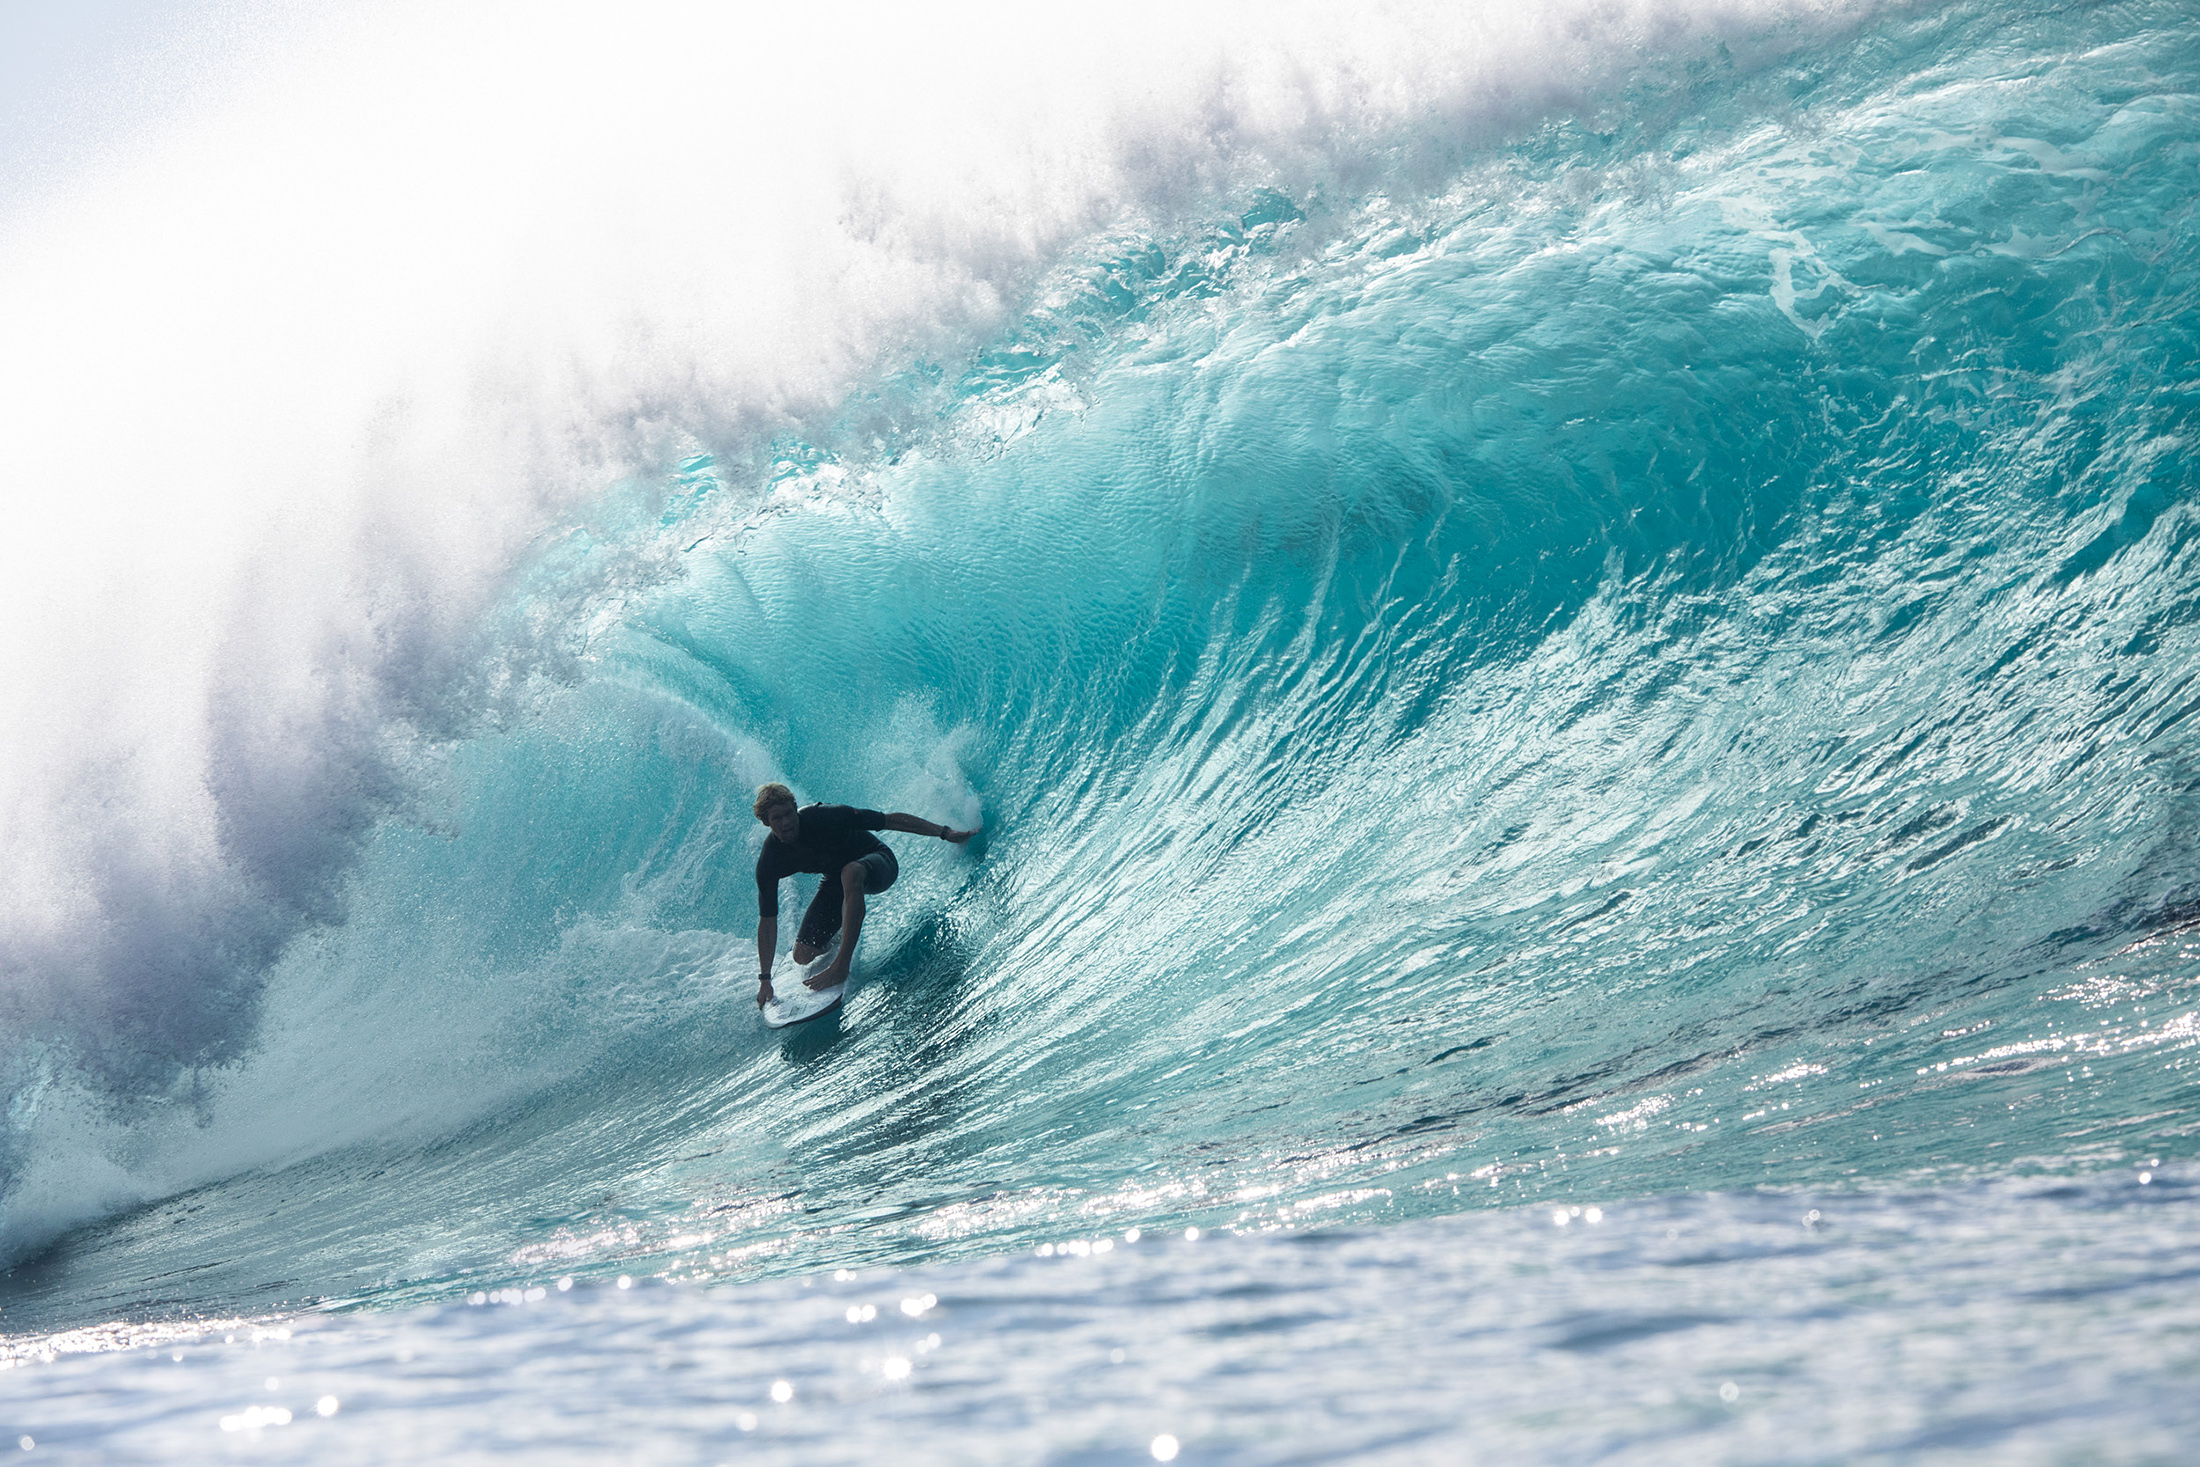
[
  {"xmin": 825, "ymin": 863, "xmax": 867, "ymax": 985},
  {"xmin": 812, "ymin": 851, "xmax": 894, "ymax": 987},
  {"xmin": 792, "ymin": 877, "xmax": 843, "ymax": 965}
]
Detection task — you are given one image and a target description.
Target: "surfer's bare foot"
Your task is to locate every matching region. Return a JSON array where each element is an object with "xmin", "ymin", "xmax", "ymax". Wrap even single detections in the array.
[{"xmin": 806, "ymin": 964, "xmax": 848, "ymax": 991}]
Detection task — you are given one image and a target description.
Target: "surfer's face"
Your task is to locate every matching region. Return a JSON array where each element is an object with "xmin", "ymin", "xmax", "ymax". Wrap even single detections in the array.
[{"xmin": 765, "ymin": 803, "xmax": 800, "ymax": 843}]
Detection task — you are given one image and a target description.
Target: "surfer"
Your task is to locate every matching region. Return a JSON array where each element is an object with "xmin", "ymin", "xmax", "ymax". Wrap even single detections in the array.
[{"xmin": 752, "ymin": 783, "xmax": 977, "ymax": 1008}]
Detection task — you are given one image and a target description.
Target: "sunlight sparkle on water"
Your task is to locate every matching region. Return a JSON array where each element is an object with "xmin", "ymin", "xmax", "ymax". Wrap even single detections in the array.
[{"xmin": 218, "ymin": 1405, "xmax": 292, "ymax": 1433}]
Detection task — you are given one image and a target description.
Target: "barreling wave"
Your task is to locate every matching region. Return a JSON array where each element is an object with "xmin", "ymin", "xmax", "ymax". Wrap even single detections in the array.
[{"xmin": 3, "ymin": 0, "xmax": 2198, "ymax": 1326}]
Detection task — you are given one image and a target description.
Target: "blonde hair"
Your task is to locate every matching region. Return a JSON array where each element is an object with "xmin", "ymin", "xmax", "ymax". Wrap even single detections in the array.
[{"xmin": 752, "ymin": 782, "xmax": 796, "ymax": 821}]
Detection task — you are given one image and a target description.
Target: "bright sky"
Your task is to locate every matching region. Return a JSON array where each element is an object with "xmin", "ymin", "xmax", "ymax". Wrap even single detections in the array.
[{"xmin": 0, "ymin": 0, "xmax": 261, "ymax": 210}]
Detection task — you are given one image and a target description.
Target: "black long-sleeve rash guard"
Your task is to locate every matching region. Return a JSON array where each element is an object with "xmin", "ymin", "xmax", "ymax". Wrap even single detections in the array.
[{"xmin": 754, "ymin": 804, "xmax": 891, "ymax": 918}]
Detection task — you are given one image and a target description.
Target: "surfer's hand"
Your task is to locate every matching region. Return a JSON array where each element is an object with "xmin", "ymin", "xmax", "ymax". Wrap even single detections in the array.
[
  {"xmin": 943, "ymin": 826, "xmax": 978, "ymax": 844},
  {"xmin": 757, "ymin": 976, "xmax": 774, "ymax": 1007}
]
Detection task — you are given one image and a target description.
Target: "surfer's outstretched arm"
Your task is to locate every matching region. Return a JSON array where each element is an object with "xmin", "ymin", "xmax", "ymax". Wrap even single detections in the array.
[{"xmin": 880, "ymin": 811, "xmax": 979, "ymax": 844}]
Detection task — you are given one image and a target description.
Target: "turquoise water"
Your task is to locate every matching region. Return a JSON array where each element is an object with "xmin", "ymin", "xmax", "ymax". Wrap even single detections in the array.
[{"xmin": 3, "ymin": 0, "xmax": 2199, "ymax": 1457}]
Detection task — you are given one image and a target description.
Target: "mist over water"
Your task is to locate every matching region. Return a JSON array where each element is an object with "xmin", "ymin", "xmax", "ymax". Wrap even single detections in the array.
[{"xmin": 2, "ymin": 11, "xmax": 2197, "ymax": 1452}]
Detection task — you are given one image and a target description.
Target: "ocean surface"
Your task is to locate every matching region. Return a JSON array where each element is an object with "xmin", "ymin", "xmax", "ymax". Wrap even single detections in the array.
[{"xmin": 3, "ymin": 0, "xmax": 2198, "ymax": 1459}]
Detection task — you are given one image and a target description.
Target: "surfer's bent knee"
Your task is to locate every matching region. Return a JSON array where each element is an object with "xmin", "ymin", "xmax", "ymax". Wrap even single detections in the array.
[{"xmin": 842, "ymin": 850, "xmax": 898, "ymax": 895}]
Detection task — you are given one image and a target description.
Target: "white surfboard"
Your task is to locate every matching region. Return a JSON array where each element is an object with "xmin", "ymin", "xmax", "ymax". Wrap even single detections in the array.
[{"xmin": 761, "ymin": 943, "xmax": 845, "ymax": 1029}]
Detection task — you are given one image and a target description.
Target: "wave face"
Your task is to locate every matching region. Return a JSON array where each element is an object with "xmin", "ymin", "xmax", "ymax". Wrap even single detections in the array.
[{"xmin": 4, "ymin": 0, "xmax": 2200, "ymax": 1325}]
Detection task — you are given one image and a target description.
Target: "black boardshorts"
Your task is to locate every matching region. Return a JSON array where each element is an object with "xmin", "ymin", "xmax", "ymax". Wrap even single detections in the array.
[{"xmin": 795, "ymin": 848, "xmax": 898, "ymax": 951}]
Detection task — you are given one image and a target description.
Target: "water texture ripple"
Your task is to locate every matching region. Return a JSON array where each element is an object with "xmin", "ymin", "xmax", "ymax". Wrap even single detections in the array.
[
  {"xmin": 5, "ymin": 1173, "xmax": 2195, "ymax": 1463},
  {"xmin": 2, "ymin": 0, "xmax": 2198, "ymax": 1459}
]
